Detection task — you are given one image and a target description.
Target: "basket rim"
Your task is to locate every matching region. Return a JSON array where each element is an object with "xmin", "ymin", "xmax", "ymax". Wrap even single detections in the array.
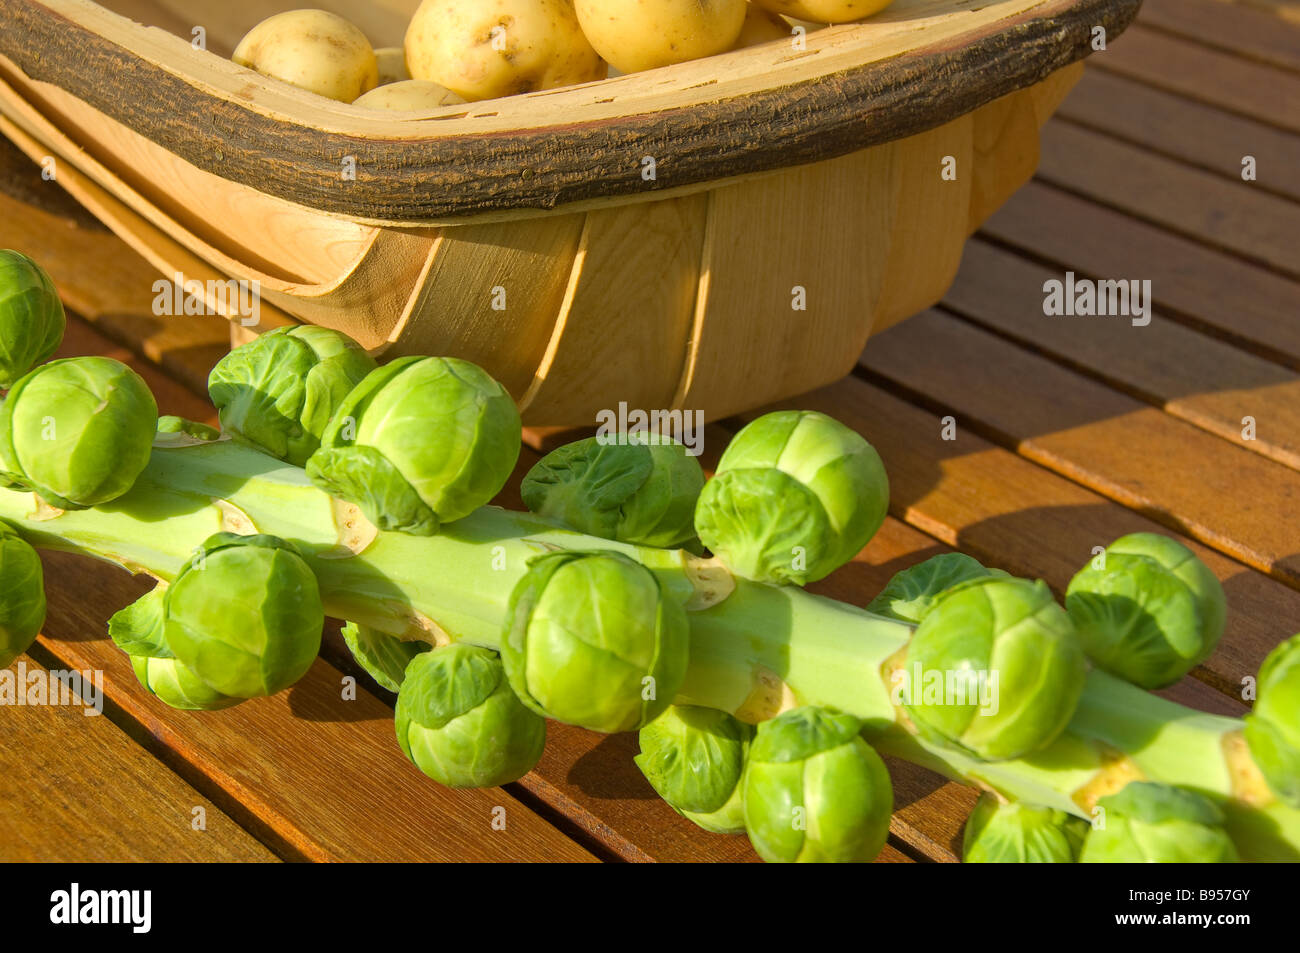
[{"xmin": 0, "ymin": 0, "xmax": 1141, "ymax": 224}]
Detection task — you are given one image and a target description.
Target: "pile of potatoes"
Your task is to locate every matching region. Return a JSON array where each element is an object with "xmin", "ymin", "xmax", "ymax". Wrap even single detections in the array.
[{"xmin": 231, "ymin": 0, "xmax": 894, "ymax": 111}]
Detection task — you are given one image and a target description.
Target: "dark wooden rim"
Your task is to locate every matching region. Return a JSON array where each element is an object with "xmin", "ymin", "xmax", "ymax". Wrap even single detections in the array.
[{"xmin": 0, "ymin": 0, "xmax": 1142, "ymax": 223}]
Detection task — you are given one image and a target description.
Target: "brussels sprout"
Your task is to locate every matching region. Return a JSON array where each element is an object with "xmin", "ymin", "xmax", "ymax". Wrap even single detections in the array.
[
  {"xmin": 340, "ymin": 621, "xmax": 431, "ymax": 693},
  {"xmin": 1080, "ymin": 782, "xmax": 1238, "ymax": 863},
  {"xmin": 962, "ymin": 793, "xmax": 1087, "ymax": 863},
  {"xmin": 306, "ymin": 356, "xmax": 520, "ymax": 535},
  {"xmin": 867, "ymin": 553, "xmax": 1006, "ymax": 624},
  {"xmin": 0, "ymin": 357, "xmax": 157, "ymax": 508},
  {"xmin": 635, "ymin": 705, "xmax": 752, "ymax": 833},
  {"xmin": 694, "ymin": 410, "xmax": 888, "ymax": 586},
  {"xmin": 130, "ymin": 654, "xmax": 242, "ymax": 711},
  {"xmin": 208, "ymin": 326, "xmax": 376, "ymax": 467},
  {"xmin": 521, "ymin": 432, "xmax": 705, "ymax": 548},
  {"xmin": 501, "ymin": 551, "xmax": 689, "ymax": 734},
  {"xmin": 156, "ymin": 415, "xmax": 222, "ymax": 442},
  {"xmin": 159, "ymin": 533, "xmax": 322, "ymax": 698},
  {"xmin": 0, "ymin": 249, "xmax": 65, "ymax": 388},
  {"xmin": 0, "ymin": 521, "xmax": 45, "ymax": 669},
  {"xmin": 394, "ymin": 644, "xmax": 545, "ymax": 788},
  {"xmin": 1066, "ymin": 534, "xmax": 1225, "ymax": 689},
  {"xmin": 743, "ymin": 706, "xmax": 892, "ymax": 863},
  {"xmin": 903, "ymin": 576, "xmax": 1086, "ymax": 761},
  {"xmin": 1244, "ymin": 634, "xmax": 1300, "ymax": 807}
]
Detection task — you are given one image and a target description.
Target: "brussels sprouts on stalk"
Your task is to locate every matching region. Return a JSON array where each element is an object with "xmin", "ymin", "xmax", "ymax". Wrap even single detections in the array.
[
  {"xmin": 395, "ymin": 644, "xmax": 545, "ymax": 788},
  {"xmin": 501, "ymin": 551, "xmax": 689, "ymax": 734},
  {"xmin": 521, "ymin": 432, "xmax": 705, "ymax": 548},
  {"xmin": 0, "ymin": 357, "xmax": 157, "ymax": 509},
  {"xmin": 306, "ymin": 356, "xmax": 520, "ymax": 535},
  {"xmin": 156, "ymin": 415, "xmax": 222, "ymax": 442},
  {"xmin": 694, "ymin": 410, "xmax": 888, "ymax": 586},
  {"xmin": 0, "ymin": 521, "xmax": 45, "ymax": 669},
  {"xmin": 635, "ymin": 705, "xmax": 752, "ymax": 834},
  {"xmin": 208, "ymin": 326, "xmax": 376, "ymax": 467},
  {"xmin": 903, "ymin": 576, "xmax": 1086, "ymax": 761},
  {"xmin": 743, "ymin": 706, "xmax": 892, "ymax": 863},
  {"xmin": 1080, "ymin": 782, "xmax": 1238, "ymax": 863},
  {"xmin": 341, "ymin": 621, "xmax": 431, "ymax": 693},
  {"xmin": 131, "ymin": 654, "xmax": 241, "ymax": 711},
  {"xmin": 1244, "ymin": 634, "xmax": 1300, "ymax": 807},
  {"xmin": 154, "ymin": 533, "xmax": 322, "ymax": 699},
  {"xmin": 1066, "ymin": 533, "xmax": 1225, "ymax": 689},
  {"xmin": 867, "ymin": 553, "xmax": 1007, "ymax": 624},
  {"xmin": 962, "ymin": 793, "xmax": 1087, "ymax": 863},
  {"xmin": 0, "ymin": 250, "xmax": 65, "ymax": 388}
]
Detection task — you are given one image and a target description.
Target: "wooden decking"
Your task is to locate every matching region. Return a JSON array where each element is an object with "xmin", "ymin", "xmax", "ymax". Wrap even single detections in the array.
[{"xmin": 1, "ymin": 0, "xmax": 1297, "ymax": 862}]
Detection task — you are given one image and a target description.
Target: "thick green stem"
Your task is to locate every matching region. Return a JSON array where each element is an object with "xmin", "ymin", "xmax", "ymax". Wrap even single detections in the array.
[{"xmin": 3, "ymin": 438, "xmax": 1296, "ymax": 860}]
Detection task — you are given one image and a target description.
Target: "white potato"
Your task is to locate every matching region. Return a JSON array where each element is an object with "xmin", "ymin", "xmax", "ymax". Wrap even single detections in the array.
[
  {"xmin": 405, "ymin": 0, "xmax": 606, "ymax": 102},
  {"xmin": 752, "ymin": 0, "xmax": 893, "ymax": 24},
  {"xmin": 574, "ymin": 0, "xmax": 747, "ymax": 73},
  {"xmin": 353, "ymin": 80, "xmax": 466, "ymax": 110},
  {"xmin": 735, "ymin": 3, "xmax": 793, "ymax": 48},
  {"xmin": 374, "ymin": 46, "xmax": 412, "ymax": 85},
  {"xmin": 232, "ymin": 9, "xmax": 378, "ymax": 102}
]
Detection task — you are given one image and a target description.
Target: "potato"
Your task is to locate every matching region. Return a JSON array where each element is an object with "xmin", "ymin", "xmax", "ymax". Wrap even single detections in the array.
[
  {"xmin": 574, "ymin": 0, "xmax": 748, "ymax": 73},
  {"xmin": 374, "ymin": 46, "xmax": 412, "ymax": 85},
  {"xmin": 232, "ymin": 9, "xmax": 378, "ymax": 102},
  {"xmin": 735, "ymin": 4, "xmax": 793, "ymax": 48},
  {"xmin": 751, "ymin": 0, "xmax": 893, "ymax": 24},
  {"xmin": 353, "ymin": 80, "xmax": 466, "ymax": 111},
  {"xmin": 405, "ymin": 0, "xmax": 605, "ymax": 102}
]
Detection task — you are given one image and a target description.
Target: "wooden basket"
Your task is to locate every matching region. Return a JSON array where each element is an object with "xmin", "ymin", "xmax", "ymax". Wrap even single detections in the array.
[{"xmin": 0, "ymin": 0, "xmax": 1140, "ymax": 425}]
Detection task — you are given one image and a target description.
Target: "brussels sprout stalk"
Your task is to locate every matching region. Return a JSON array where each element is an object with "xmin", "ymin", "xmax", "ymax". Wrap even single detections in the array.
[{"xmin": 2, "ymin": 437, "xmax": 1297, "ymax": 860}]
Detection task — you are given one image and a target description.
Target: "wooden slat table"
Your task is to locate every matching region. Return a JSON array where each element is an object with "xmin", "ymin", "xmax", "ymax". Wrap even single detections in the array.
[{"xmin": 2, "ymin": 0, "xmax": 1297, "ymax": 862}]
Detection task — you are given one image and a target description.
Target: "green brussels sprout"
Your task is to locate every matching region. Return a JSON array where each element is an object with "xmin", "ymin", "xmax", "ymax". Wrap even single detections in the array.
[
  {"xmin": 0, "ymin": 521, "xmax": 45, "ymax": 669},
  {"xmin": 501, "ymin": 551, "xmax": 689, "ymax": 734},
  {"xmin": 1080, "ymin": 782, "xmax": 1239, "ymax": 863},
  {"xmin": 156, "ymin": 415, "xmax": 222, "ymax": 442},
  {"xmin": 962, "ymin": 793, "xmax": 1087, "ymax": 863},
  {"xmin": 867, "ymin": 553, "xmax": 1007, "ymax": 624},
  {"xmin": 340, "ymin": 620, "xmax": 431, "ymax": 693},
  {"xmin": 394, "ymin": 644, "xmax": 545, "ymax": 788},
  {"xmin": 306, "ymin": 356, "xmax": 520, "ymax": 535},
  {"xmin": 521, "ymin": 432, "xmax": 705, "ymax": 548},
  {"xmin": 0, "ymin": 250, "xmax": 65, "ymax": 388},
  {"xmin": 903, "ymin": 576, "xmax": 1086, "ymax": 761},
  {"xmin": 694, "ymin": 410, "xmax": 888, "ymax": 586},
  {"xmin": 0, "ymin": 357, "xmax": 157, "ymax": 508},
  {"xmin": 1066, "ymin": 533, "xmax": 1226, "ymax": 689},
  {"xmin": 1244, "ymin": 634, "xmax": 1300, "ymax": 807},
  {"xmin": 635, "ymin": 705, "xmax": 752, "ymax": 833},
  {"xmin": 743, "ymin": 707, "xmax": 892, "ymax": 863},
  {"xmin": 159, "ymin": 533, "xmax": 322, "ymax": 698},
  {"xmin": 208, "ymin": 326, "xmax": 376, "ymax": 467},
  {"xmin": 130, "ymin": 654, "xmax": 242, "ymax": 711}
]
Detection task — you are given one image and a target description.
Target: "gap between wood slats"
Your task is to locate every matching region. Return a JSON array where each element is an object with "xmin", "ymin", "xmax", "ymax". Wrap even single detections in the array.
[{"xmin": 979, "ymin": 182, "xmax": 1300, "ymax": 370}]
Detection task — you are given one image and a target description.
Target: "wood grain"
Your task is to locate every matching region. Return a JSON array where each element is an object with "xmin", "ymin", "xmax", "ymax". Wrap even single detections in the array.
[
  {"xmin": 1, "ymin": 656, "xmax": 277, "ymax": 861},
  {"xmin": 1137, "ymin": 0, "xmax": 1300, "ymax": 73},
  {"xmin": 0, "ymin": 0, "xmax": 1141, "ymax": 221},
  {"xmin": 1037, "ymin": 122, "xmax": 1300, "ymax": 278},
  {"xmin": 980, "ymin": 182, "xmax": 1300, "ymax": 368},
  {"xmin": 1058, "ymin": 69, "xmax": 1300, "ymax": 202},
  {"xmin": 944, "ymin": 239, "xmax": 1300, "ymax": 471}
]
